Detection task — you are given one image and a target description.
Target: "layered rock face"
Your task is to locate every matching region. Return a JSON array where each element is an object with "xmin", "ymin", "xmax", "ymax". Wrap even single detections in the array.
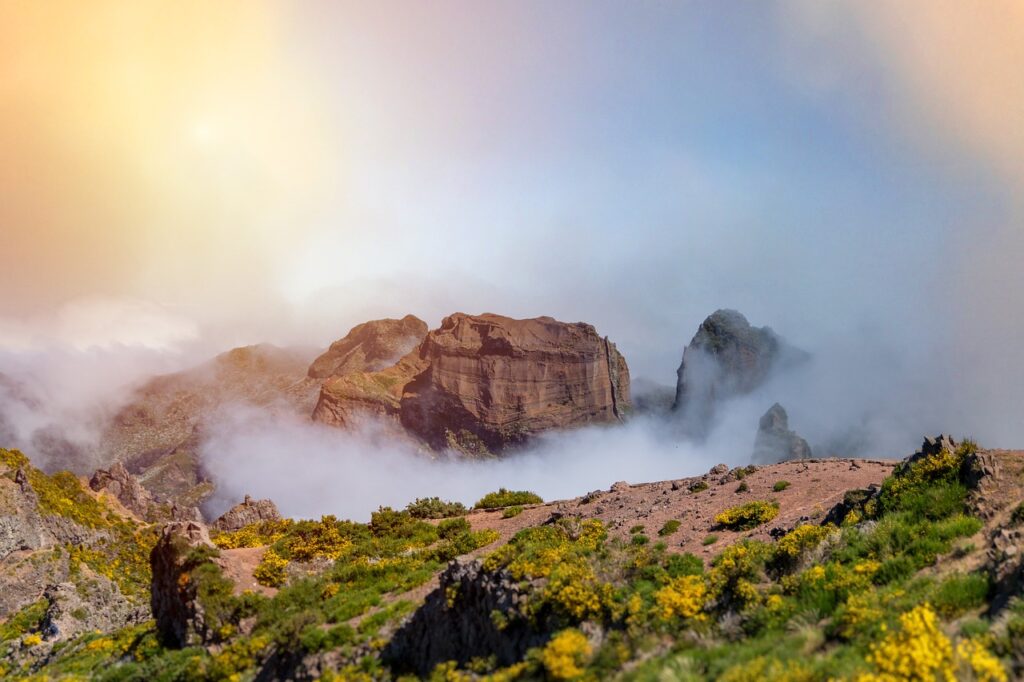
[
  {"xmin": 752, "ymin": 403, "xmax": 812, "ymax": 463},
  {"xmin": 673, "ymin": 309, "xmax": 806, "ymax": 440},
  {"xmin": 307, "ymin": 315, "xmax": 428, "ymax": 379},
  {"xmin": 212, "ymin": 495, "xmax": 281, "ymax": 532},
  {"xmin": 314, "ymin": 313, "xmax": 631, "ymax": 453}
]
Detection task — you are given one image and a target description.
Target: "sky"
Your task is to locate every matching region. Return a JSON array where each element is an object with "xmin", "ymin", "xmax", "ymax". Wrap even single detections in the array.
[{"xmin": 1, "ymin": 1, "xmax": 1023, "ymax": 462}]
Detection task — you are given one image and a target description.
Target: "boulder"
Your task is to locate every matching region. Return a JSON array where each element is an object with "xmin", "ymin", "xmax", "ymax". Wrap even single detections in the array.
[
  {"xmin": 752, "ymin": 403, "xmax": 812, "ymax": 463},
  {"xmin": 307, "ymin": 315, "xmax": 428, "ymax": 379},
  {"xmin": 39, "ymin": 579, "xmax": 143, "ymax": 643},
  {"xmin": 673, "ymin": 309, "xmax": 806, "ymax": 439},
  {"xmin": 212, "ymin": 495, "xmax": 282, "ymax": 532},
  {"xmin": 314, "ymin": 313, "xmax": 631, "ymax": 454},
  {"xmin": 89, "ymin": 461, "xmax": 155, "ymax": 520}
]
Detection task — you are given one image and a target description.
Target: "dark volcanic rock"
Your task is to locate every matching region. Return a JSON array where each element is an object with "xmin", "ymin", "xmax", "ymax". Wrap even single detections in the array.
[
  {"xmin": 752, "ymin": 403, "xmax": 812, "ymax": 464},
  {"xmin": 672, "ymin": 309, "xmax": 806, "ymax": 440},
  {"xmin": 384, "ymin": 559, "xmax": 553, "ymax": 675},
  {"xmin": 314, "ymin": 313, "xmax": 631, "ymax": 454},
  {"xmin": 307, "ymin": 315, "xmax": 428, "ymax": 379},
  {"xmin": 212, "ymin": 495, "xmax": 281, "ymax": 532},
  {"xmin": 150, "ymin": 521, "xmax": 219, "ymax": 648}
]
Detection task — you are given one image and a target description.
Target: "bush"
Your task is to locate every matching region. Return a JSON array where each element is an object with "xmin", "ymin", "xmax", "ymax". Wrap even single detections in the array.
[
  {"xmin": 689, "ymin": 480, "xmax": 709, "ymax": 493},
  {"xmin": 474, "ymin": 488, "xmax": 543, "ymax": 509},
  {"xmin": 629, "ymin": 525, "xmax": 645, "ymax": 534},
  {"xmin": 703, "ymin": 534, "xmax": 719, "ymax": 546},
  {"xmin": 736, "ymin": 481, "xmax": 749, "ymax": 493},
  {"xmin": 404, "ymin": 497, "xmax": 467, "ymax": 519},
  {"xmin": 773, "ymin": 480, "xmax": 791, "ymax": 492},
  {"xmin": 1011, "ymin": 503, "xmax": 1024, "ymax": 526},
  {"xmin": 659, "ymin": 520, "xmax": 682, "ymax": 537},
  {"xmin": 632, "ymin": 534, "xmax": 650, "ymax": 546},
  {"xmin": 502, "ymin": 505, "xmax": 524, "ymax": 519},
  {"xmin": 254, "ymin": 549, "xmax": 288, "ymax": 588},
  {"xmin": 715, "ymin": 501, "xmax": 780, "ymax": 531},
  {"xmin": 933, "ymin": 572, "xmax": 989, "ymax": 617},
  {"xmin": 437, "ymin": 517, "xmax": 471, "ymax": 540}
]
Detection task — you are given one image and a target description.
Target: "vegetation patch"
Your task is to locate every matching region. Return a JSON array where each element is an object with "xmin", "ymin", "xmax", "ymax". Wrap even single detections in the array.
[
  {"xmin": 772, "ymin": 480, "xmax": 791, "ymax": 492},
  {"xmin": 658, "ymin": 520, "xmax": 682, "ymax": 537},
  {"xmin": 474, "ymin": 488, "xmax": 543, "ymax": 509},
  {"xmin": 714, "ymin": 500, "xmax": 780, "ymax": 531}
]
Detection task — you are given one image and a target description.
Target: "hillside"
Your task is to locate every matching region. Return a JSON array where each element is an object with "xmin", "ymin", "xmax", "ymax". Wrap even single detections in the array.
[{"xmin": 2, "ymin": 437, "xmax": 1021, "ymax": 680}]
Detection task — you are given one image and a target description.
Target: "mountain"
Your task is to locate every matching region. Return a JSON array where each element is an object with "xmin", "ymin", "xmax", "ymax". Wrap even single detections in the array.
[
  {"xmin": 673, "ymin": 309, "xmax": 807, "ymax": 440},
  {"xmin": 96, "ymin": 344, "xmax": 321, "ymax": 509},
  {"xmin": 2, "ymin": 436, "xmax": 1019, "ymax": 680},
  {"xmin": 314, "ymin": 313, "xmax": 631, "ymax": 455}
]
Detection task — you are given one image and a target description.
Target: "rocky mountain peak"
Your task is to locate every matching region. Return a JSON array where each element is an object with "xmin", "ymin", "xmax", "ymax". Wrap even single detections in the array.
[{"xmin": 307, "ymin": 315, "xmax": 428, "ymax": 379}]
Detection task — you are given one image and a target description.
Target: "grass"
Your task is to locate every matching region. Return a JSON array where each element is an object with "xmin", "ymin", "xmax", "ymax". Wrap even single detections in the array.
[
  {"xmin": 773, "ymin": 480, "xmax": 791, "ymax": 492},
  {"xmin": 502, "ymin": 505, "xmax": 524, "ymax": 519},
  {"xmin": 702, "ymin": 534, "xmax": 719, "ymax": 546}
]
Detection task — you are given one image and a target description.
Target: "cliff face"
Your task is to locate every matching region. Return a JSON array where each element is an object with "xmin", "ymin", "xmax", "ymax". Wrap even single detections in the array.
[
  {"xmin": 313, "ymin": 313, "xmax": 631, "ymax": 454},
  {"xmin": 307, "ymin": 315, "xmax": 428, "ymax": 379},
  {"xmin": 673, "ymin": 309, "xmax": 806, "ymax": 440}
]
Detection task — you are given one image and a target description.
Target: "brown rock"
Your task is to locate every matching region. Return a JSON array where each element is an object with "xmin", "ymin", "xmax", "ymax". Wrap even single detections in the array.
[
  {"xmin": 150, "ymin": 521, "xmax": 221, "ymax": 647},
  {"xmin": 314, "ymin": 313, "xmax": 631, "ymax": 454},
  {"xmin": 308, "ymin": 315, "xmax": 428, "ymax": 379},
  {"xmin": 89, "ymin": 462, "xmax": 155, "ymax": 520},
  {"xmin": 212, "ymin": 495, "xmax": 282, "ymax": 532}
]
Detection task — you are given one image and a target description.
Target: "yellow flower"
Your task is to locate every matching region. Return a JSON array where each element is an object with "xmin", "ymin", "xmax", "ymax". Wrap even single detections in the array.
[
  {"xmin": 541, "ymin": 629, "xmax": 592, "ymax": 680},
  {"xmin": 654, "ymin": 575, "xmax": 708, "ymax": 622}
]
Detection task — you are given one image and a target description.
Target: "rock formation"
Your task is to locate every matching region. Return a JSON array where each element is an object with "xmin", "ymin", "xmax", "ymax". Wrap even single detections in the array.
[
  {"xmin": 384, "ymin": 559, "xmax": 551, "ymax": 675},
  {"xmin": 212, "ymin": 495, "xmax": 281, "ymax": 532},
  {"xmin": 673, "ymin": 309, "xmax": 806, "ymax": 440},
  {"xmin": 150, "ymin": 521, "xmax": 222, "ymax": 648},
  {"xmin": 307, "ymin": 315, "xmax": 428, "ymax": 379},
  {"xmin": 314, "ymin": 313, "xmax": 631, "ymax": 454},
  {"xmin": 98, "ymin": 343, "xmax": 321, "ymax": 509},
  {"xmin": 752, "ymin": 403, "xmax": 812, "ymax": 463},
  {"xmin": 89, "ymin": 461, "xmax": 156, "ymax": 520}
]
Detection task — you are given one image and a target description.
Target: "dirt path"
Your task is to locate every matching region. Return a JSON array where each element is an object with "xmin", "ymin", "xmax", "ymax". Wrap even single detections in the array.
[{"xmin": 219, "ymin": 546, "xmax": 277, "ymax": 597}]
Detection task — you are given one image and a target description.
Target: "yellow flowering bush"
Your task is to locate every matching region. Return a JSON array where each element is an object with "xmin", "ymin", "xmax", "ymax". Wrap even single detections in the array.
[
  {"xmin": 212, "ymin": 519, "xmax": 294, "ymax": 550},
  {"xmin": 718, "ymin": 656, "xmax": 814, "ymax": 682},
  {"xmin": 714, "ymin": 500, "xmax": 779, "ymax": 531},
  {"xmin": 854, "ymin": 604, "xmax": 1007, "ymax": 682},
  {"xmin": 253, "ymin": 549, "xmax": 288, "ymax": 588},
  {"xmin": 773, "ymin": 524, "xmax": 836, "ymax": 569},
  {"xmin": 654, "ymin": 574, "xmax": 708, "ymax": 622},
  {"xmin": 541, "ymin": 629, "xmax": 592, "ymax": 680},
  {"xmin": 543, "ymin": 562, "xmax": 614, "ymax": 620}
]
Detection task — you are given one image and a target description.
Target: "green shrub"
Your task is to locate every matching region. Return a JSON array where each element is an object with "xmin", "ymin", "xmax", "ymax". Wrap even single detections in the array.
[
  {"xmin": 932, "ymin": 572, "xmax": 989, "ymax": 617},
  {"xmin": 629, "ymin": 525, "xmax": 645, "ymax": 534},
  {"xmin": 703, "ymin": 534, "xmax": 719, "ymax": 546},
  {"xmin": 714, "ymin": 500, "xmax": 780, "ymax": 531},
  {"xmin": 736, "ymin": 481, "xmax": 749, "ymax": 493},
  {"xmin": 404, "ymin": 497, "xmax": 467, "ymax": 519},
  {"xmin": 659, "ymin": 520, "xmax": 682, "ymax": 537},
  {"xmin": 632, "ymin": 534, "xmax": 650, "ymax": 546},
  {"xmin": 502, "ymin": 505, "xmax": 524, "ymax": 519},
  {"xmin": 773, "ymin": 480, "xmax": 791, "ymax": 492},
  {"xmin": 1011, "ymin": 502, "xmax": 1024, "ymax": 526},
  {"xmin": 689, "ymin": 480, "xmax": 709, "ymax": 493},
  {"xmin": 474, "ymin": 488, "xmax": 543, "ymax": 509},
  {"xmin": 437, "ymin": 517, "xmax": 471, "ymax": 540}
]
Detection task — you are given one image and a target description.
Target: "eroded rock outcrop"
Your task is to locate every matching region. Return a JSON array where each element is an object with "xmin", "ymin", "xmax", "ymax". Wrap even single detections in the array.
[
  {"xmin": 384, "ymin": 559, "xmax": 551, "ymax": 675},
  {"xmin": 752, "ymin": 403, "xmax": 812, "ymax": 464},
  {"xmin": 314, "ymin": 313, "xmax": 631, "ymax": 454},
  {"xmin": 673, "ymin": 309, "xmax": 806, "ymax": 440},
  {"xmin": 150, "ymin": 521, "xmax": 222, "ymax": 647},
  {"xmin": 212, "ymin": 495, "xmax": 281, "ymax": 532},
  {"xmin": 308, "ymin": 315, "xmax": 428, "ymax": 379},
  {"xmin": 89, "ymin": 461, "xmax": 156, "ymax": 520}
]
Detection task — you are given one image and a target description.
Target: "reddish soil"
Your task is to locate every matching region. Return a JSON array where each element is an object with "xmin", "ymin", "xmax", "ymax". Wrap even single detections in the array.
[
  {"xmin": 219, "ymin": 546, "xmax": 277, "ymax": 597},
  {"xmin": 464, "ymin": 458, "xmax": 896, "ymax": 560}
]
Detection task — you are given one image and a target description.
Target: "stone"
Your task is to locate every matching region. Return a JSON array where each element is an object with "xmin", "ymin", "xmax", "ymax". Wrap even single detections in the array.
[
  {"xmin": 307, "ymin": 315, "xmax": 428, "ymax": 379},
  {"xmin": 672, "ymin": 309, "xmax": 807, "ymax": 439},
  {"xmin": 212, "ymin": 495, "xmax": 282, "ymax": 532},
  {"xmin": 89, "ymin": 461, "xmax": 155, "ymax": 520},
  {"xmin": 752, "ymin": 403, "xmax": 812, "ymax": 464},
  {"xmin": 315, "ymin": 313, "xmax": 631, "ymax": 454},
  {"xmin": 150, "ymin": 521, "xmax": 220, "ymax": 647}
]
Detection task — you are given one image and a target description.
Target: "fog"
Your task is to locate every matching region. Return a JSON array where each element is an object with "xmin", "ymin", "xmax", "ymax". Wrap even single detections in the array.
[{"xmin": 1, "ymin": 3, "xmax": 1023, "ymax": 520}]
